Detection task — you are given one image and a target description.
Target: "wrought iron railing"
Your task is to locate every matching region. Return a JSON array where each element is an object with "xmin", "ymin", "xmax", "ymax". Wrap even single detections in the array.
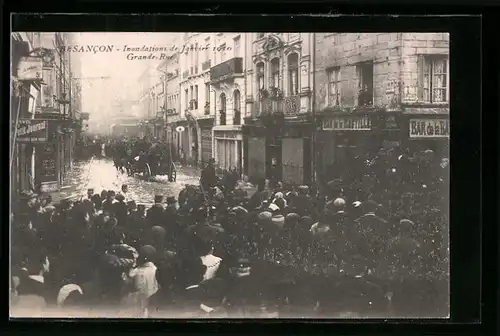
[{"xmin": 283, "ymin": 95, "xmax": 300, "ymax": 116}]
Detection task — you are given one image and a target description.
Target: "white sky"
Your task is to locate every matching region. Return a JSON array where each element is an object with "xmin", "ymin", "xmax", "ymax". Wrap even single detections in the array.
[{"xmin": 73, "ymin": 33, "xmax": 181, "ymax": 125}]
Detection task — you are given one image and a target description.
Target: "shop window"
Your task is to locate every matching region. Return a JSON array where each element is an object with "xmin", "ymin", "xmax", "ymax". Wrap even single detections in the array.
[
  {"xmin": 327, "ymin": 67, "xmax": 341, "ymax": 106},
  {"xmin": 233, "ymin": 90, "xmax": 241, "ymax": 125},
  {"xmin": 420, "ymin": 55, "xmax": 449, "ymax": 103},
  {"xmin": 219, "ymin": 93, "xmax": 227, "ymax": 125},
  {"xmin": 356, "ymin": 61, "xmax": 374, "ymax": 106},
  {"xmin": 288, "ymin": 53, "xmax": 299, "ymax": 96}
]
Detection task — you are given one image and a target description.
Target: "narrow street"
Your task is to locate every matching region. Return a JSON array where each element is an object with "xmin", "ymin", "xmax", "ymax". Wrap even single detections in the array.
[{"xmin": 52, "ymin": 157, "xmax": 200, "ymax": 204}]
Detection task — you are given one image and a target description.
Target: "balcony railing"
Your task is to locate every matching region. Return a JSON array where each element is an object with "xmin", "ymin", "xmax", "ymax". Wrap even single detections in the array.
[
  {"xmin": 283, "ymin": 95, "xmax": 300, "ymax": 116},
  {"xmin": 210, "ymin": 57, "xmax": 244, "ymax": 83},
  {"xmin": 182, "ymin": 70, "xmax": 189, "ymax": 79},
  {"xmin": 202, "ymin": 60, "xmax": 211, "ymax": 71},
  {"xmin": 204, "ymin": 104, "xmax": 210, "ymax": 115},
  {"xmin": 254, "ymin": 97, "xmax": 284, "ymax": 118}
]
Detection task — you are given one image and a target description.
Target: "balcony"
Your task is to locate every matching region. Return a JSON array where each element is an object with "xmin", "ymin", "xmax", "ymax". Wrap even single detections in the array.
[
  {"xmin": 210, "ymin": 57, "xmax": 244, "ymax": 83},
  {"xmin": 254, "ymin": 97, "xmax": 284, "ymax": 118},
  {"xmin": 202, "ymin": 60, "xmax": 211, "ymax": 71},
  {"xmin": 283, "ymin": 95, "xmax": 300, "ymax": 116},
  {"xmin": 182, "ymin": 70, "xmax": 189, "ymax": 79}
]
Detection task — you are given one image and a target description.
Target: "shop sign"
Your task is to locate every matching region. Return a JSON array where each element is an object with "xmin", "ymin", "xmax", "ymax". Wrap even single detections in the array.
[
  {"xmin": 16, "ymin": 119, "xmax": 48, "ymax": 142},
  {"xmin": 383, "ymin": 115, "xmax": 400, "ymax": 129},
  {"xmin": 322, "ymin": 116, "xmax": 371, "ymax": 131},
  {"xmin": 409, "ymin": 118, "xmax": 449, "ymax": 138},
  {"xmin": 17, "ymin": 56, "xmax": 43, "ymax": 81}
]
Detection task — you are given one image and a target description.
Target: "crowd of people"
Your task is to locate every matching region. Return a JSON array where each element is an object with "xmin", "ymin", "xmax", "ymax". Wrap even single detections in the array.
[{"xmin": 10, "ymin": 147, "xmax": 449, "ymax": 318}]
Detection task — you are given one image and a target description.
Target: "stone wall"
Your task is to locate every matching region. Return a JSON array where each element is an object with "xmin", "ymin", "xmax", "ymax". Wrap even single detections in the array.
[{"xmin": 314, "ymin": 33, "xmax": 403, "ymax": 111}]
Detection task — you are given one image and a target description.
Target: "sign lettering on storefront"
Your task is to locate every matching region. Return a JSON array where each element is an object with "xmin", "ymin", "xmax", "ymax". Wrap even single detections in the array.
[
  {"xmin": 409, "ymin": 118, "xmax": 449, "ymax": 138},
  {"xmin": 16, "ymin": 119, "xmax": 48, "ymax": 142},
  {"xmin": 17, "ymin": 56, "xmax": 43, "ymax": 81},
  {"xmin": 322, "ymin": 116, "xmax": 371, "ymax": 131}
]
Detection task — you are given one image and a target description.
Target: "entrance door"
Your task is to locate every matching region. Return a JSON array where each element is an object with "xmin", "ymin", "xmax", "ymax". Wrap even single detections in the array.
[{"xmin": 266, "ymin": 137, "xmax": 282, "ymax": 183}]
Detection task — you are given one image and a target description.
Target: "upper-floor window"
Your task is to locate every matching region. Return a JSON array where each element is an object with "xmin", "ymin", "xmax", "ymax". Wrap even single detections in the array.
[
  {"xmin": 256, "ymin": 62, "xmax": 265, "ymax": 90},
  {"xmin": 270, "ymin": 58, "xmax": 280, "ymax": 89},
  {"xmin": 421, "ymin": 55, "xmax": 449, "ymax": 103},
  {"xmin": 205, "ymin": 37, "xmax": 210, "ymax": 62},
  {"xmin": 233, "ymin": 90, "xmax": 241, "ymax": 125},
  {"xmin": 185, "ymin": 89, "xmax": 189, "ymax": 109},
  {"xmin": 287, "ymin": 53, "xmax": 299, "ymax": 96},
  {"xmin": 220, "ymin": 43, "xmax": 227, "ymax": 62},
  {"xmin": 233, "ymin": 36, "xmax": 241, "ymax": 58},
  {"xmin": 327, "ymin": 67, "xmax": 341, "ymax": 106},
  {"xmin": 356, "ymin": 61, "xmax": 374, "ymax": 106},
  {"xmin": 219, "ymin": 93, "xmax": 227, "ymax": 125}
]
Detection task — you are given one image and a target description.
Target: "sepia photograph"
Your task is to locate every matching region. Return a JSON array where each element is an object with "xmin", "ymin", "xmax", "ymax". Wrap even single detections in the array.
[{"xmin": 10, "ymin": 31, "xmax": 450, "ymax": 319}]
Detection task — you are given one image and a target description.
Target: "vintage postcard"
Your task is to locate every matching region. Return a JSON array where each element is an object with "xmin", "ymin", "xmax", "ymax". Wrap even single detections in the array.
[{"xmin": 10, "ymin": 31, "xmax": 450, "ymax": 318}]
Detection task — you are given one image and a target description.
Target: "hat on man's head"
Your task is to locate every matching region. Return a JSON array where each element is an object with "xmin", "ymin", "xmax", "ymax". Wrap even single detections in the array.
[
  {"xmin": 166, "ymin": 196, "xmax": 177, "ymax": 204},
  {"xmin": 352, "ymin": 201, "xmax": 362, "ymax": 208},
  {"xmin": 139, "ymin": 245, "xmax": 157, "ymax": 259},
  {"xmin": 87, "ymin": 188, "xmax": 94, "ymax": 193},
  {"xmin": 151, "ymin": 226, "xmax": 166, "ymax": 237},
  {"xmin": 154, "ymin": 195, "xmax": 164, "ymax": 203},
  {"xmin": 258, "ymin": 211, "xmax": 273, "ymax": 223},
  {"xmin": 298, "ymin": 185, "xmax": 309, "ymax": 194},
  {"xmin": 363, "ymin": 200, "xmax": 379, "ymax": 213},
  {"xmin": 268, "ymin": 203, "xmax": 280, "ymax": 213},
  {"xmin": 115, "ymin": 194, "xmax": 125, "ymax": 202}
]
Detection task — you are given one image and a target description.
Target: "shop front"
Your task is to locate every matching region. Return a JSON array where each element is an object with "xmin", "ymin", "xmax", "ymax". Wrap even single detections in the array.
[
  {"xmin": 402, "ymin": 114, "xmax": 450, "ymax": 159},
  {"xmin": 213, "ymin": 125, "xmax": 243, "ymax": 173},
  {"xmin": 243, "ymin": 115, "xmax": 313, "ymax": 186},
  {"xmin": 316, "ymin": 112, "xmax": 387, "ymax": 182},
  {"xmin": 197, "ymin": 118, "xmax": 214, "ymax": 168}
]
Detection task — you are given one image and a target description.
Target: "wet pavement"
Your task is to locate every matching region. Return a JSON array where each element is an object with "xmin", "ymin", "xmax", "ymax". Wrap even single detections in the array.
[{"xmin": 51, "ymin": 157, "xmax": 200, "ymax": 204}]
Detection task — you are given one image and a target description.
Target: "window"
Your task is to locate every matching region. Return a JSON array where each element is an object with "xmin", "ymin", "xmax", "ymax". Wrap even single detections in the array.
[
  {"xmin": 205, "ymin": 83, "xmax": 210, "ymax": 103},
  {"xmin": 287, "ymin": 53, "xmax": 299, "ymax": 96},
  {"xmin": 220, "ymin": 93, "xmax": 227, "ymax": 125},
  {"xmin": 190, "ymin": 86, "xmax": 194, "ymax": 109},
  {"xmin": 257, "ymin": 33, "xmax": 265, "ymax": 39},
  {"xmin": 185, "ymin": 89, "xmax": 189, "ymax": 109},
  {"xmin": 205, "ymin": 37, "xmax": 210, "ymax": 62},
  {"xmin": 256, "ymin": 62, "xmax": 265, "ymax": 90},
  {"xmin": 233, "ymin": 90, "xmax": 241, "ymax": 125},
  {"xmin": 270, "ymin": 58, "xmax": 280, "ymax": 89},
  {"xmin": 421, "ymin": 55, "xmax": 448, "ymax": 103},
  {"xmin": 194, "ymin": 43, "xmax": 199, "ymax": 73},
  {"xmin": 233, "ymin": 36, "xmax": 241, "ymax": 58},
  {"xmin": 356, "ymin": 61, "xmax": 374, "ymax": 106},
  {"xmin": 220, "ymin": 43, "xmax": 226, "ymax": 62},
  {"xmin": 194, "ymin": 85, "xmax": 199, "ymax": 109},
  {"xmin": 327, "ymin": 67, "xmax": 341, "ymax": 106}
]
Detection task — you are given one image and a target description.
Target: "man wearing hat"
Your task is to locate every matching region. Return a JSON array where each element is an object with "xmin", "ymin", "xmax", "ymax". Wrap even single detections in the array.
[
  {"xmin": 118, "ymin": 184, "xmax": 131, "ymax": 203},
  {"xmin": 85, "ymin": 188, "xmax": 94, "ymax": 201},
  {"xmin": 147, "ymin": 195, "xmax": 165, "ymax": 228},
  {"xmin": 201, "ymin": 158, "xmax": 217, "ymax": 194}
]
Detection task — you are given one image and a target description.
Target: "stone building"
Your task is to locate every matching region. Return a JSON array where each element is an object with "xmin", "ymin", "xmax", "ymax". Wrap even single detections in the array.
[
  {"xmin": 11, "ymin": 32, "xmax": 80, "ymax": 196},
  {"xmin": 314, "ymin": 33, "xmax": 449, "ymax": 183},
  {"xmin": 178, "ymin": 33, "xmax": 215, "ymax": 167},
  {"xmin": 243, "ymin": 33, "xmax": 315, "ymax": 185},
  {"xmin": 210, "ymin": 32, "xmax": 247, "ymax": 173}
]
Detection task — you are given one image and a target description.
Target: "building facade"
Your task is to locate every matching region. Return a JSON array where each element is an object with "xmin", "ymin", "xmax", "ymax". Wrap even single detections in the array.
[
  {"xmin": 11, "ymin": 32, "xmax": 80, "ymax": 197},
  {"xmin": 243, "ymin": 33, "xmax": 315, "ymax": 186},
  {"xmin": 314, "ymin": 33, "xmax": 449, "ymax": 183},
  {"xmin": 161, "ymin": 52, "xmax": 181, "ymax": 161},
  {"xmin": 178, "ymin": 33, "xmax": 215, "ymax": 167},
  {"xmin": 210, "ymin": 32, "xmax": 247, "ymax": 173}
]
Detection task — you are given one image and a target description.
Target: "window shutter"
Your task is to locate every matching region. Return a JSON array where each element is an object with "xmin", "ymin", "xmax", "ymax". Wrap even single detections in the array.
[{"xmin": 417, "ymin": 55, "xmax": 425, "ymax": 101}]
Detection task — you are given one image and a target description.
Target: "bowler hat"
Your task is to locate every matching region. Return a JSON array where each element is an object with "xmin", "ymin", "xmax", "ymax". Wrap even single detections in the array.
[{"xmin": 166, "ymin": 196, "xmax": 177, "ymax": 204}]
